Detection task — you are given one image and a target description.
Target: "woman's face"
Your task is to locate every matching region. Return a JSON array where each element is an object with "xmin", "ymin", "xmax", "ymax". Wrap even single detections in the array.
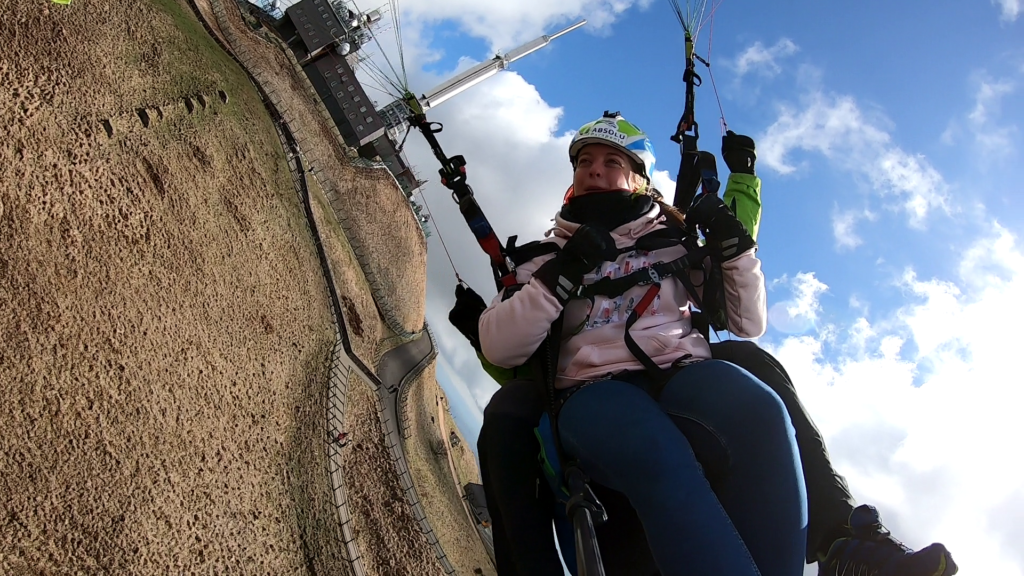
[{"xmin": 572, "ymin": 143, "xmax": 637, "ymax": 196}]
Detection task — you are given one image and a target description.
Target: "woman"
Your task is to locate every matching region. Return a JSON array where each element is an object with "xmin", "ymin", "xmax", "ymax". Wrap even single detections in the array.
[{"xmin": 477, "ymin": 112, "xmax": 807, "ymax": 576}]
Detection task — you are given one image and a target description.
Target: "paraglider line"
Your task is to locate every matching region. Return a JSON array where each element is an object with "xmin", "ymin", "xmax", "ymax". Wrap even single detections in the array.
[
  {"xmin": 706, "ymin": 9, "xmax": 728, "ymax": 134},
  {"xmin": 695, "ymin": 0, "xmax": 725, "ymax": 38},
  {"xmin": 347, "ymin": 0, "xmax": 409, "ymax": 91},
  {"xmin": 417, "ymin": 188, "xmax": 461, "ymax": 282}
]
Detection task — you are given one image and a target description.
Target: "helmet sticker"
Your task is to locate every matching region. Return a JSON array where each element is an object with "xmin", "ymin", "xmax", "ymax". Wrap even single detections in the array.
[{"xmin": 569, "ymin": 113, "xmax": 656, "ymax": 181}]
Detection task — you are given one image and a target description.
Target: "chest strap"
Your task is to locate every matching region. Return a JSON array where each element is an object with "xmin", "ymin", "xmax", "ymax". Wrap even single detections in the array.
[{"xmin": 577, "ymin": 244, "xmax": 710, "ymax": 304}]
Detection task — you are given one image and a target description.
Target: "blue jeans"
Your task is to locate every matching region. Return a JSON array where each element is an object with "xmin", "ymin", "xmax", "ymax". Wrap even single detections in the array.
[{"xmin": 557, "ymin": 360, "xmax": 808, "ymax": 576}]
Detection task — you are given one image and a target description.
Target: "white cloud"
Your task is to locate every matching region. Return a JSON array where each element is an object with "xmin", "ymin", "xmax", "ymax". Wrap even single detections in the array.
[
  {"xmin": 993, "ymin": 0, "xmax": 1022, "ymax": 22},
  {"xmin": 760, "ymin": 92, "xmax": 950, "ymax": 227},
  {"xmin": 969, "ymin": 80, "xmax": 1014, "ymax": 124},
  {"xmin": 769, "ymin": 225, "xmax": 1024, "ymax": 576},
  {"xmin": 845, "ymin": 316, "xmax": 875, "ymax": 353},
  {"xmin": 436, "ymin": 351, "xmax": 489, "ymax": 420},
  {"xmin": 831, "ymin": 211, "xmax": 860, "ymax": 249},
  {"xmin": 848, "ymin": 294, "xmax": 869, "ymax": 314},
  {"xmin": 831, "ymin": 207, "xmax": 876, "ymax": 250},
  {"xmin": 395, "ymin": 0, "xmax": 650, "ymax": 51},
  {"xmin": 650, "ymin": 168, "xmax": 677, "ymax": 200},
  {"xmin": 970, "ymin": 78, "xmax": 1017, "ymax": 157},
  {"xmin": 733, "ymin": 38, "xmax": 799, "ymax": 78},
  {"xmin": 943, "ymin": 75, "xmax": 1018, "ymax": 160},
  {"xmin": 939, "ymin": 122, "xmax": 958, "ymax": 146},
  {"xmin": 789, "ymin": 272, "xmax": 829, "ymax": 320},
  {"xmin": 768, "ymin": 272, "xmax": 829, "ymax": 334}
]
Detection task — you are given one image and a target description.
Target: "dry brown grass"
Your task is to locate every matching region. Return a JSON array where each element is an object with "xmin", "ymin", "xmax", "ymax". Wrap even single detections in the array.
[
  {"xmin": 0, "ymin": 0, "xmax": 353, "ymax": 572},
  {"xmin": 0, "ymin": 0, "xmax": 475, "ymax": 573},
  {"xmin": 190, "ymin": 0, "xmax": 228, "ymax": 46},
  {"xmin": 306, "ymin": 169, "xmax": 381, "ymax": 366},
  {"xmin": 446, "ymin": 410, "xmax": 482, "ymax": 489},
  {"xmin": 200, "ymin": 0, "xmax": 427, "ymax": 336},
  {"xmin": 404, "ymin": 363, "xmax": 496, "ymax": 576},
  {"xmin": 341, "ymin": 378, "xmax": 442, "ymax": 575}
]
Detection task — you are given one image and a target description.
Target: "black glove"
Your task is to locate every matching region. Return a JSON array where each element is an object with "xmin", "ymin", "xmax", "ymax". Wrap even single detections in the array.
[
  {"xmin": 533, "ymin": 224, "xmax": 618, "ymax": 305},
  {"xmin": 448, "ymin": 284, "xmax": 487, "ymax": 352},
  {"xmin": 688, "ymin": 193, "xmax": 755, "ymax": 261},
  {"xmin": 722, "ymin": 130, "xmax": 756, "ymax": 175}
]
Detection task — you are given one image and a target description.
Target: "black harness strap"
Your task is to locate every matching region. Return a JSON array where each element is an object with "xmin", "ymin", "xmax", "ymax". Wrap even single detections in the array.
[
  {"xmin": 671, "ymin": 32, "xmax": 702, "ymax": 212},
  {"xmin": 408, "ymin": 113, "xmax": 519, "ymax": 291},
  {"xmin": 622, "ymin": 284, "xmax": 665, "ymax": 376},
  {"xmin": 580, "ymin": 226, "xmax": 709, "ymax": 295},
  {"xmin": 577, "ymin": 245, "xmax": 709, "ymax": 301},
  {"xmin": 499, "ymin": 227, "xmax": 694, "ymax": 288}
]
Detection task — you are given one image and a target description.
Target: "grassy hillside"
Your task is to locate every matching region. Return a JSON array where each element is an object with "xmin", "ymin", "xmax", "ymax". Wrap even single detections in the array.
[{"xmin": 1, "ymin": 0, "xmax": 347, "ymax": 572}]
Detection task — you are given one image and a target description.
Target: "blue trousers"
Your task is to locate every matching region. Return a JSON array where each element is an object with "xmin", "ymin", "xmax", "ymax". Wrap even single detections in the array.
[{"xmin": 557, "ymin": 360, "xmax": 808, "ymax": 576}]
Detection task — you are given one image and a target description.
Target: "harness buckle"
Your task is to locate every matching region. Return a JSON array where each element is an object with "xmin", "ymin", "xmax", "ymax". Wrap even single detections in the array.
[{"xmin": 640, "ymin": 266, "xmax": 661, "ymax": 285}]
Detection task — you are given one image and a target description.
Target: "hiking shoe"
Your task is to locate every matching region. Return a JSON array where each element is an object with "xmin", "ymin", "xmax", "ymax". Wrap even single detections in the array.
[{"xmin": 819, "ymin": 505, "xmax": 958, "ymax": 576}]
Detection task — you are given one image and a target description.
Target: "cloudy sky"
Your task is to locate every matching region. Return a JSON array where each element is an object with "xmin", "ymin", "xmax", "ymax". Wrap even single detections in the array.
[{"xmin": 278, "ymin": 0, "xmax": 1024, "ymax": 572}]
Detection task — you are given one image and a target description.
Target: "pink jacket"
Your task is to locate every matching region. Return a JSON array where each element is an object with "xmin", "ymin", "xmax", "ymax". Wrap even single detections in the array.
[{"xmin": 478, "ymin": 202, "xmax": 767, "ymax": 388}]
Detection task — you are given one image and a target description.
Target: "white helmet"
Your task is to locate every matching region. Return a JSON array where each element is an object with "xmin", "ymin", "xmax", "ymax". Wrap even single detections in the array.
[{"xmin": 568, "ymin": 111, "xmax": 656, "ymax": 183}]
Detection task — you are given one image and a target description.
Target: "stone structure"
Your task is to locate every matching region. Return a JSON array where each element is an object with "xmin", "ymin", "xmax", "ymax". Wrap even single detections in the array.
[{"xmin": 277, "ymin": 0, "xmax": 421, "ymax": 196}]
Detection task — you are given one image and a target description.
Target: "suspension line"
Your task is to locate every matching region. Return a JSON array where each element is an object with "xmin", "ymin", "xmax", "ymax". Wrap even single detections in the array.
[{"xmin": 417, "ymin": 189, "xmax": 463, "ymax": 284}]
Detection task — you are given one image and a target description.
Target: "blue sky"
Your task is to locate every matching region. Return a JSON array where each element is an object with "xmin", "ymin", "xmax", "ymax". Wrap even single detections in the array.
[{"xmin": 280, "ymin": 0, "xmax": 1023, "ymax": 572}]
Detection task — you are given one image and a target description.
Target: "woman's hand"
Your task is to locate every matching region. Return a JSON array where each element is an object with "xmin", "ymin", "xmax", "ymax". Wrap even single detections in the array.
[
  {"xmin": 533, "ymin": 224, "xmax": 618, "ymax": 305},
  {"xmin": 722, "ymin": 131, "xmax": 757, "ymax": 175},
  {"xmin": 448, "ymin": 284, "xmax": 487, "ymax": 352},
  {"xmin": 688, "ymin": 194, "xmax": 756, "ymax": 261}
]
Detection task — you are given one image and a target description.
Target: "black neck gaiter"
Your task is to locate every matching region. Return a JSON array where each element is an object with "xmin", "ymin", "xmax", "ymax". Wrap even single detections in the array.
[{"xmin": 560, "ymin": 191, "xmax": 653, "ymax": 231}]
